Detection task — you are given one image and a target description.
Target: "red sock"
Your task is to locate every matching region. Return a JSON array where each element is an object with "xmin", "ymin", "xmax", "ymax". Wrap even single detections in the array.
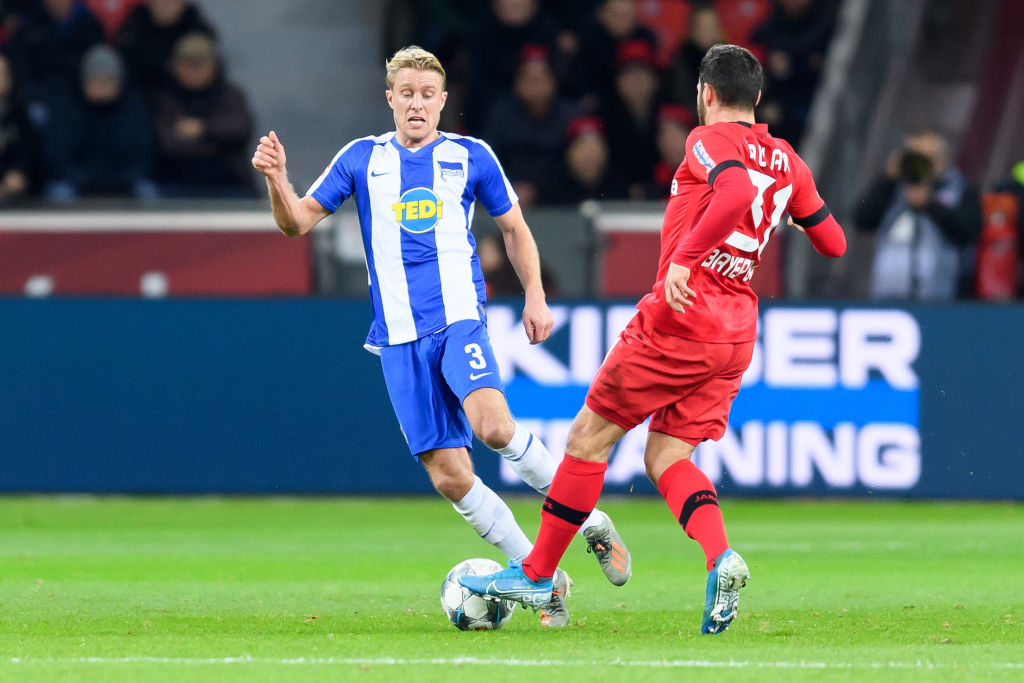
[
  {"xmin": 521, "ymin": 454, "xmax": 607, "ymax": 581},
  {"xmin": 657, "ymin": 459, "xmax": 729, "ymax": 571}
]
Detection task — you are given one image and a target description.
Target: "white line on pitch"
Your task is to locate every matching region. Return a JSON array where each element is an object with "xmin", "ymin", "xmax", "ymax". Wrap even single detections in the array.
[{"xmin": 6, "ymin": 657, "xmax": 1023, "ymax": 670}]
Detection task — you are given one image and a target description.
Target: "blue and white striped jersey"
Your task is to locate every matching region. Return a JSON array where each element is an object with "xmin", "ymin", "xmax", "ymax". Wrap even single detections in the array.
[{"xmin": 307, "ymin": 131, "xmax": 518, "ymax": 349}]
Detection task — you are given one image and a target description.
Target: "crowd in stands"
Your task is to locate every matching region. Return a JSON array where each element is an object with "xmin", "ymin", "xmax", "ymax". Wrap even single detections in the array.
[
  {"xmin": 0, "ymin": 0, "xmax": 255, "ymax": 203},
  {"xmin": 393, "ymin": 0, "xmax": 838, "ymax": 206}
]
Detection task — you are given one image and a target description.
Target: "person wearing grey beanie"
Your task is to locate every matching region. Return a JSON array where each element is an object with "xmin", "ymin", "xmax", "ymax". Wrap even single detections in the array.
[{"xmin": 39, "ymin": 43, "xmax": 158, "ymax": 200}]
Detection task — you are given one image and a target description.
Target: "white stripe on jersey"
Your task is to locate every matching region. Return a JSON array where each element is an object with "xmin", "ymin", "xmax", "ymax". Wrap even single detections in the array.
[
  {"xmin": 305, "ymin": 135, "xmax": 375, "ymax": 198},
  {"xmin": 366, "ymin": 143, "xmax": 417, "ymax": 343},
  {"xmin": 431, "ymin": 140, "xmax": 479, "ymax": 327},
  {"xmin": 445, "ymin": 133, "xmax": 519, "ymax": 207},
  {"xmin": 724, "ymin": 231, "xmax": 760, "ymax": 253}
]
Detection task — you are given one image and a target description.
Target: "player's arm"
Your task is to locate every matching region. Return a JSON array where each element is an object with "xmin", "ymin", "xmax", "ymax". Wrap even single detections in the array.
[
  {"xmin": 664, "ymin": 164, "xmax": 758, "ymax": 313},
  {"xmin": 789, "ymin": 156, "xmax": 846, "ymax": 258},
  {"xmin": 791, "ymin": 207, "xmax": 847, "ymax": 257},
  {"xmin": 492, "ymin": 204, "xmax": 554, "ymax": 344},
  {"xmin": 252, "ymin": 130, "xmax": 330, "ymax": 236}
]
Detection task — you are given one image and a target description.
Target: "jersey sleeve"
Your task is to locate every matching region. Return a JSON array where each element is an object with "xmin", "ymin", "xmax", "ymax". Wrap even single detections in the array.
[
  {"xmin": 305, "ymin": 139, "xmax": 370, "ymax": 213},
  {"xmin": 470, "ymin": 139, "xmax": 518, "ymax": 217},
  {"xmin": 685, "ymin": 127, "xmax": 746, "ymax": 187},
  {"xmin": 787, "ymin": 153, "xmax": 830, "ymax": 228},
  {"xmin": 786, "ymin": 153, "xmax": 846, "ymax": 257}
]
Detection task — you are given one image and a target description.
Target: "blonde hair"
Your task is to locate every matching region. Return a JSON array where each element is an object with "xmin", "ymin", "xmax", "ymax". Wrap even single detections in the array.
[{"xmin": 385, "ymin": 45, "xmax": 446, "ymax": 89}]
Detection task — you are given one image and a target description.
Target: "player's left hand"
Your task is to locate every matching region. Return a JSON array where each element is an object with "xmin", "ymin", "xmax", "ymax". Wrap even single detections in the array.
[
  {"xmin": 522, "ymin": 296, "xmax": 554, "ymax": 344},
  {"xmin": 665, "ymin": 262, "xmax": 696, "ymax": 314}
]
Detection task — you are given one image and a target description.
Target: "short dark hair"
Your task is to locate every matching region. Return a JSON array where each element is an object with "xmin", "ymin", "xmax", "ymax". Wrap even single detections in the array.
[{"xmin": 698, "ymin": 44, "xmax": 763, "ymax": 110}]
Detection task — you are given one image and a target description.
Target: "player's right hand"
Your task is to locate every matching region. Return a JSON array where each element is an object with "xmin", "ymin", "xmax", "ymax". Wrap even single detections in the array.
[
  {"xmin": 252, "ymin": 130, "xmax": 287, "ymax": 178},
  {"xmin": 664, "ymin": 262, "xmax": 696, "ymax": 314}
]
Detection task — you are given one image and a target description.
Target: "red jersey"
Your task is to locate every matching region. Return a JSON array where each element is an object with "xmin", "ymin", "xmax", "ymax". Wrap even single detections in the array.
[{"xmin": 637, "ymin": 121, "xmax": 830, "ymax": 343}]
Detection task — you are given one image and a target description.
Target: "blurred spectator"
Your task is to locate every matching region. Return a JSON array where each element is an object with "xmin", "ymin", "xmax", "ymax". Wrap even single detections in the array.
[
  {"xmin": 40, "ymin": 43, "xmax": 156, "ymax": 200},
  {"xmin": 573, "ymin": 0, "xmax": 657, "ymax": 102},
  {"xmin": 996, "ymin": 160, "xmax": 1024, "ymax": 212},
  {"xmin": 667, "ymin": 6, "xmax": 724, "ymax": 104},
  {"xmin": 386, "ymin": 0, "xmax": 476, "ymax": 65},
  {"xmin": 482, "ymin": 45, "xmax": 573, "ymax": 206},
  {"xmin": 751, "ymin": 0, "xmax": 834, "ymax": 144},
  {"xmin": 464, "ymin": 0, "xmax": 561, "ymax": 132},
  {"xmin": 993, "ymin": 160, "xmax": 1024, "ymax": 295},
  {"xmin": 477, "ymin": 231, "xmax": 558, "ymax": 296},
  {"xmin": 555, "ymin": 115, "xmax": 628, "ymax": 204},
  {"xmin": 117, "ymin": 0, "xmax": 215, "ymax": 92},
  {"xmin": 84, "ymin": 0, "xmax": 142, "ymax": 41},
  {"xmin": 599, "ymin": 39, "xmax": 661, "ymax": 196},
  {"xmin": 637, "ymin": 103, "xmax": 694, "ymax": 201},
  {"xmin": 153, "ymin": 32, "xmax": 254, "ymax": 197},
  {"xmin": 855, "ymin": 129, "xmax": 982, "ymax": 300},
  {"xmin": 7, "ymin": 0, "xmax": 104, "ymax": 100},
  {"xmin": 0, "ymin": 50, "xmax": 38, "ymax": 201},
  {"xmin": 0, "ymin": 1, "xmax": 32, "ymax": 44}
]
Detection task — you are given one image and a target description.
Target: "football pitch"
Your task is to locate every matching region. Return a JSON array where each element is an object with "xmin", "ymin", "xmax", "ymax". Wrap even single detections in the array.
[{"xmin": 1, "ymin": 497, "xmax": 1021, "ymax": 682}]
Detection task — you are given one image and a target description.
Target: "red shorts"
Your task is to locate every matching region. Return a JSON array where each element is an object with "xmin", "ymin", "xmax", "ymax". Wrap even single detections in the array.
[{"xmin": 585, "ymin": 310, "xmax": 754, "ymax": 446}]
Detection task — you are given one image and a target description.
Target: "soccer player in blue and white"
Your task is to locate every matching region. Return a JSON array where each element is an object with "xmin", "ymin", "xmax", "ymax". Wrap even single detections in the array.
[{"xmin": 251, "ymin": 46, "xmax": 631, "ymax": 627}]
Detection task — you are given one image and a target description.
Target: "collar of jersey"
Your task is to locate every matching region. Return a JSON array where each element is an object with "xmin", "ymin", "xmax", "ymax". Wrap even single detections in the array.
[
  {"xmin": 726, "ymin": 120, "xmax": 769, "ymax": 136},
  {"xmin": 389, "ymin": 132, "xmax": 448, "ymax": 157}
]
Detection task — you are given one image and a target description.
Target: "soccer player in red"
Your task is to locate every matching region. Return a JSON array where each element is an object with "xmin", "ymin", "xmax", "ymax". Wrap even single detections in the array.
[{"xmin": 461, "ymin": 44, "xmax": 846, "ymax": 634}]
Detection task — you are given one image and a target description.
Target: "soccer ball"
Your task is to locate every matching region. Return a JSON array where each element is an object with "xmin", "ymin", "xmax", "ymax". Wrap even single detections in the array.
[{"xmin": 440, "ymin": 558, "xmax": 516, "ymax": 631}]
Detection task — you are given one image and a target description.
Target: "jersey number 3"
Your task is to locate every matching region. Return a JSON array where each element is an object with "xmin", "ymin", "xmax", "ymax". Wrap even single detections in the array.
[{"xmin": 725, "ymin": 170, "xmax": 793, "ymax": 256}]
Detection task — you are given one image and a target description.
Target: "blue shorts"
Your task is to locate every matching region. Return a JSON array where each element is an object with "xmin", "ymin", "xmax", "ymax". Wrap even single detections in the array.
[{"xmin": 379, "ymin": 319, "xmax": 505, "ymax": 457}]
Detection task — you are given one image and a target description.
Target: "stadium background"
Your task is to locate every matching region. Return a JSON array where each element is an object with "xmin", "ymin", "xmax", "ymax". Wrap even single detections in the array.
[{"xmin": 0, "ymin": 0, "xmax": 1022, "ymax": 502}]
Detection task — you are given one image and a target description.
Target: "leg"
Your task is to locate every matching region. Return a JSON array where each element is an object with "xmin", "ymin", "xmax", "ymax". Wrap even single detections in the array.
[
  {"xmin": 566, "ymin": 404, "xmax": 629, "ymax": 462},
  {"xmin": 462, "ymin": 313, "xmax": 672, "ymax": 603},
  {"xmin": 420, "ymin": 446, "xmax": 533, "ymax": 563},
  {"xmin": 418, "ymin": 446, "xmax": 476, "ymax": 502},
  {"xmin": 458, "ymin": 405, "xmax": 626, "ymax": 603},
  {"xmin": 378, "ymin": 335, "xmax": 533, "ymax": 563},
  {"xmin": 463, "ymin": 387, "xmax": 619, "ymax": 538},
  {"xmin": 518, "ymin": 405, "xmax": 626, "ymax": 581},
  {"xmin": 645, "ymin": 338, "xmax": 753, "ymax": 571},
  {"xmin": 461, "ymin": 387, "xmax": 516, "ymax": 451},
  {"xmin": 644, "ymin": 339, "xmax": 755, "ymax": 634},
  {"xmin": 644, "ymin": 431, "xmax": 728, "ymax": 568},
  {"xmin": 458, "ymin": 404, "xmax": 623, "ymax": 606},
  {"xmin": 447, "ymin": 321, "xmax": 628, "ymax": 578}
]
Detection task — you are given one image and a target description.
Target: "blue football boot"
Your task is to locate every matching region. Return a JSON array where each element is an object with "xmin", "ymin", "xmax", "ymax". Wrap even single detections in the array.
[
  {"xmin": 458, "ymin": 560, "xmax": 553, "ymax": 609},
  {"xmin": 701, "ymin": 549, "xmax": 750, "ymax": 634}
]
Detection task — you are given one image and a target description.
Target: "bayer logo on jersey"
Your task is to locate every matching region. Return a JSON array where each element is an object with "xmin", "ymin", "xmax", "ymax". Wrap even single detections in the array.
[{"xmin": 392, "ymin": 187, "xmax": 443, "ymax": 233}]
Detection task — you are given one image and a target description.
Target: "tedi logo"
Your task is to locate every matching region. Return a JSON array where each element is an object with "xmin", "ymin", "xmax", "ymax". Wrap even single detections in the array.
[{"xmin": 392, "ymin": 187, "xmax": 443, "ymax": 233}]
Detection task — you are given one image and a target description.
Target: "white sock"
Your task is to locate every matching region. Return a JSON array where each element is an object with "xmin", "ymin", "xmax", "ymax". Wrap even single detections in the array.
[
  {"xmin": 497, "ymin": 422, "xmax": 607, "ymax": 536},
  {"xmin": 452, "ymin": 476, "xmax": 533, "ymax": 563}
]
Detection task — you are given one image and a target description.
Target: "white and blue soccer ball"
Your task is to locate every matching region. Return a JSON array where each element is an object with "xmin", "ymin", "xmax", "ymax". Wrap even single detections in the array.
[{"xmin": 440, "ymin": 558, "xmax": 516, "ymax": 631}]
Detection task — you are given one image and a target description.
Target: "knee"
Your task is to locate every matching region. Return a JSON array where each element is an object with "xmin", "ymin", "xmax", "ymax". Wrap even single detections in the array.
[
  {"xmin": 431, "ymin": 470, "xmax": 475, "ymax": 502},
  {"xmin": 474, "ymin": 414, "xmax": 515, "ymax": 451},
  {"xmin": 645, "ymin": 458, "xmax": 667, "ymax": 486},
  {"xmin": 565, "ymin": 421, "xmax": 605, "ymax": 462},
  {"xmin": 425, "ymin": 458, "xmax": 476, "ymax": 502},
  {"xmin": 644, "ymin": 439, "xmax": 694, "ymax": 486}
]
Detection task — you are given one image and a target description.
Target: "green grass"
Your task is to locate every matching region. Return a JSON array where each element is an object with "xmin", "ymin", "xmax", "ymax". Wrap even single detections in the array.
[{"xmin": 0, "ymin": 497, "xmax": 1021, "ymax": 682}]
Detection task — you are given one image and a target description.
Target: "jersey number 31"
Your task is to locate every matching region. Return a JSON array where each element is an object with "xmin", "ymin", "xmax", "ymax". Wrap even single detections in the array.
[{"xmin": 727, "ymin": 170, "xmax": 793, "ymax": 256}]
